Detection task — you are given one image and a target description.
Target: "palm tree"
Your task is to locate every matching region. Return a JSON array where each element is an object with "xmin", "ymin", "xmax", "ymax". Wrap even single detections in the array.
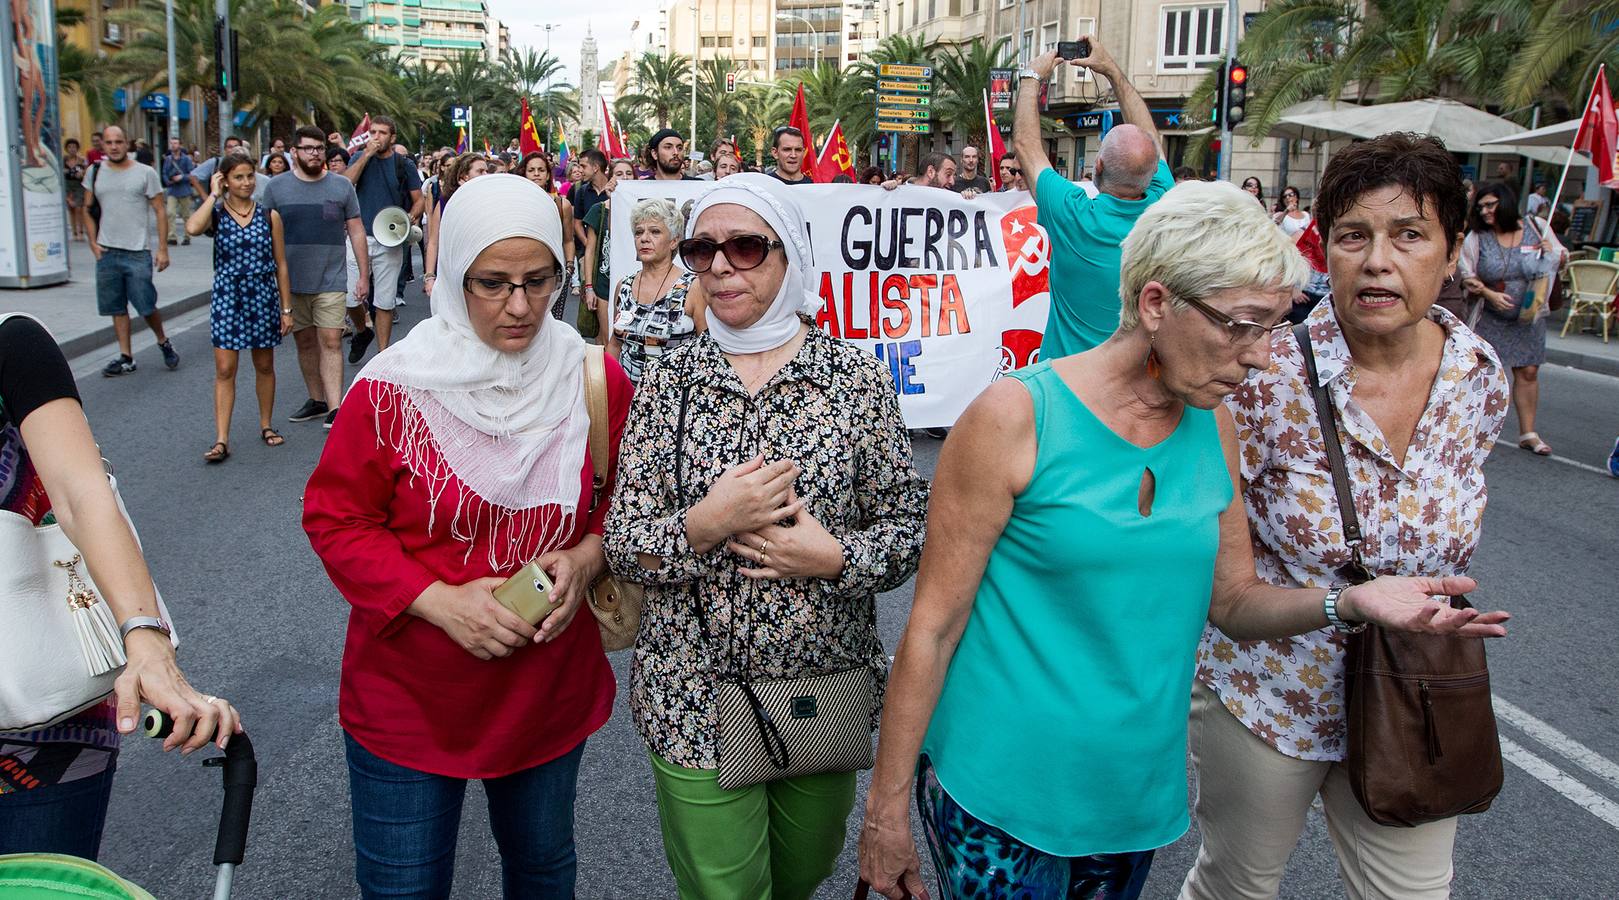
[
  {"xmin": 1501, "ymin": 0, "xmax": 1619, "ymax": 113},
  {"xmin": 737, "ymin": 82, "xmax": 790, "ymax": 166},
  {"xmin": 932, "ymin": 38, "xmax": 1013, "ymax": 152},
  {"xmin": 796, "ymin": 62, "xmax": 872, "ymax": 160},
  {"xmin": 621, "ymin": 51, "xmax": 691, "ymax": 130},
  {"xmin": 696, "ymin": 58, "xmax": 744, "ymax": 150},
  {"xmin": 55, "ymin": 5, "xmax": 116, "ymax": 123},
  {"xmin": 860, "ymin": 35, "xmax": 934, "ymax": 171}
]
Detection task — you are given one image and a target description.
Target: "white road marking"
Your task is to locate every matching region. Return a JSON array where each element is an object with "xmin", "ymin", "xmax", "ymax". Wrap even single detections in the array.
[
  {"xmin": 69, "ymin": 306, "xmax": 211, "ymax": 380},
  {"xmin": 1494, "ymin": 695, "xmax": 1619, "ymax": 793},
  {"xmin": 1500, "ymin": 736, "xmax": 1619, "ymax": 830}
]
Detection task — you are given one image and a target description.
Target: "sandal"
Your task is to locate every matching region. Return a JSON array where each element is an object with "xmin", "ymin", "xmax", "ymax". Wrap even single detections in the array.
[
  {"xmin": 204, "ymin": 441, "xmax": 230, "ymax": 464},
  {"xmin": 1517, "ymin": 432, "xmax": 1552, "ymax": 456},
  {"xmin": 261, "ymin": 427, "xmax": 286, "ymax": 447}
]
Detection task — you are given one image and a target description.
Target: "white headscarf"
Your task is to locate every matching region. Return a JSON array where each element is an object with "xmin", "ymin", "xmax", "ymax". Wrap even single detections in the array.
[
  {"xmin": 685, "ymin": 173, "xmax": 820, "ymax": 354},
  {"xmin": 355, "ymin": 173, "xmax": 588, "ymax": 568}
]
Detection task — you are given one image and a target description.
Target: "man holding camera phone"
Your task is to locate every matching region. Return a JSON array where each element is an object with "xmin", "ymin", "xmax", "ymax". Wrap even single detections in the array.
[{"xmin": 1014, "ymin": 35, "xmax": 1173, "ymax": 357}]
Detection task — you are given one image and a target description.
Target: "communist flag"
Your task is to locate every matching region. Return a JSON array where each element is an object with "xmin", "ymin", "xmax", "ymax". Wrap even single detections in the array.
[
  {"xmin": 815, "ymin": 120, "xmax": 856, "ymax": 182},
  {"xmin": 789, "ymin": 83, "xmax": 816, "ymax": 182},
  {"xmin": 519, "ymin": 97, "xmax": 543, "ymax": 156},
  {"xmin": 983, "ymin": 89, "xmax": 1008, "ymax": 190},
  {"xmin": 1574, "ymin": 65, "xmax": 1619, "ymax": 187}
]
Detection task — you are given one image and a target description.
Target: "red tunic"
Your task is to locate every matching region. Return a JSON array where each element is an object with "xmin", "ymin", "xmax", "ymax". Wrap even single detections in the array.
[{"xmin": 303, "ymin": 364, "xmax": 631, "ymax": 779}]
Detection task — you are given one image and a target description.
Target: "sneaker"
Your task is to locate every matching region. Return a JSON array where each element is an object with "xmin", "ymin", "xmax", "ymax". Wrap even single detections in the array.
[
  {"xmin": 182, "ymin": 237, "xmax": 191, "ymax": 246},
  {"xmin": 925, "ymin": 427, "xmax": 951, "ymax": 440},
  {"xmin": 324, "ymin": 408, "xmax": 338, "ymax": 430},
  {"xmin": 1608, "ymin": 436, "xmax": 1619, "ymax": 478},
  {"xmin": 289, "ymin": 399, "xmax": 330, "ymax": 423},
  {"xmin": 102, "ymin": 354, "xmax": 136, "ymax": 377},
  {"xmin": 158, "ymin": 340, "xmax": 179, "ymax": 370},
  {"xmin": 167, "ymin": 237, "xmax": 178, "ymax": 246},
  {"xmin": 395, "ymin": 295, "xmax": 407, "ymax": 308},
  {"xmin": 348, "ymin": 327, "xmax": 374, "ymax": 364}
]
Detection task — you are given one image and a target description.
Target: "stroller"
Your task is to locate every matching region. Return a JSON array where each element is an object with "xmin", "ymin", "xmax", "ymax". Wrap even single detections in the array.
[{"xmin": 0, "ymin": 709, "xmax": 257, "ymax": 900}]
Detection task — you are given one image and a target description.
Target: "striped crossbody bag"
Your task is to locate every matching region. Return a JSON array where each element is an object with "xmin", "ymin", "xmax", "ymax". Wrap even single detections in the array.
[{"xmin": 671, "ymin": 362, "xmax": 878, "ymax": 790}]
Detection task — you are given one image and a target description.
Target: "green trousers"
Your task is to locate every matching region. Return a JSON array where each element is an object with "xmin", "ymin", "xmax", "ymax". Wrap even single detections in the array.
[{"xmin": 649, "ymin": 750, "xmax": 858, "ymax": 900}]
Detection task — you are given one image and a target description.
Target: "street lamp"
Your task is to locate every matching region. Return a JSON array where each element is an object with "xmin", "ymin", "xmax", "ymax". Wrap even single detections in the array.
[
  {"xmin": 543, "ymin": 24, "xmax": 557, "ymax": 149},
  {"xmin": 775, "ymin": 12, "xmax": 821, "ymax": 70}
]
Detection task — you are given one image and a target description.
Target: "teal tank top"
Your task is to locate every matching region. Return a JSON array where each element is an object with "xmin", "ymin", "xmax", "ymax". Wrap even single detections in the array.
[{"xmin": 920, "ymin": 360, "xmax": 1232, "ymax": 856}]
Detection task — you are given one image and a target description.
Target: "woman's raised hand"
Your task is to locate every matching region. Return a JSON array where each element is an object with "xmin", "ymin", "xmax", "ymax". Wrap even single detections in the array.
[
  {"xmin": 687, "ymin": 455, "xmax": 802, "ymax": 551},
  {"xmin": 1339, "ymin": 575, "xmax": 1510, "ymax": 638},
  {"xmin": 728, "ymin": 487, "xmax": 844, "ymax": 581}
]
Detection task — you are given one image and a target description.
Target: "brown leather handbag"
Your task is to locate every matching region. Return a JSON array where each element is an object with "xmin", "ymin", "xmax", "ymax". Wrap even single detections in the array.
[
  {"xmin": 582, "ymin": 345, "xmax": 643, "ymax": 651},
  {"xmin": 1294, "ymin": 323, "xmax": 1504, "ymax": 828}
]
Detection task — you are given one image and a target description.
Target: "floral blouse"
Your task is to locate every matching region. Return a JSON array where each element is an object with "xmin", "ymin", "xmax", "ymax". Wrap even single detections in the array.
[
  {"xmin": 604, "ymin": 324, "xmax": 930, "ymax": 768},
  {"xmin": 1196, "ymin": 300, "xmax": 1508, "ymax": 762},
  {"xmin": 612, "ymin": 270, "xmax": 699, "ymax": 385}
]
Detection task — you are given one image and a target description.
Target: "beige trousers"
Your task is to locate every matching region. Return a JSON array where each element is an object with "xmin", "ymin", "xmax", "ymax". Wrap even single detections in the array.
[{"xmin": 1179, "ymin": 681, "xmax": 1458, "ymax": 900}]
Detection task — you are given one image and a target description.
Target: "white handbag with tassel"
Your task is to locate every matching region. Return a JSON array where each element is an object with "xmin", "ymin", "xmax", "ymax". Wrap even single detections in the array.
[{"xmin": 0, "ymin": 311, "xmax": 177, "ymax": 733}]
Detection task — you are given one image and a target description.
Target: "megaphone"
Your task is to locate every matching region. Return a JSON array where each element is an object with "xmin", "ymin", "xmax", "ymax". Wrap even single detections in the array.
[
  {"xmin": 407, "ymin": 224, "xmax": 423, "ymax": 245},
  {"xmin": 372, "ymin": 206, "xmax": 415, "ymax": 248}
]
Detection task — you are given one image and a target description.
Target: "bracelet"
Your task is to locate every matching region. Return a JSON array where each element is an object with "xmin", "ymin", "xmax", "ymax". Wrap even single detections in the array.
[
  {"xmin": 282, "ymin": 309, "xmax": 292, "ymax": 314},
  {"xmin": 119, "ymin": 615, "xmax": 172, "ymax": 641},
  {"xmin": 1323, "ymin": 585, "xmax": 1367, "ymax": 632}
]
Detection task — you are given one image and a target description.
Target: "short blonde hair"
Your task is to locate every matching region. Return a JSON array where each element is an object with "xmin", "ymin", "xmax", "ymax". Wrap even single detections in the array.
[
  {"xmin": 630, "ymin": 197, "xmax": 684, "ymax": 237},
  {"xmin": 1118, "ymin": 179, "xmax": 1310, "ymax": 330}
]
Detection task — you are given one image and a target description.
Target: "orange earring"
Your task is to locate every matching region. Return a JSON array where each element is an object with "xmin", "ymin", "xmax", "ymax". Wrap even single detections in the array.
[{"xmin": 1145, "ymin": 332, "xmax": 1162, "ymax": 380}]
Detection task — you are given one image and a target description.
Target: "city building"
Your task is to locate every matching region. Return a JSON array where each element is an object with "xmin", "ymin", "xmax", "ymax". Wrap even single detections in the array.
[
  {"xmin": 581, "ymin": 26, "xmax": 602, "ymax": 131},
  {"xmin": 347, "ymin": 0, "xmax": 503, "ymax": 69},
  {"xmin": 55, "ymin": 0, "xmax": 212, "ymax": 152},
  {"xmin": 663, "ymin": 0, "xmax": 874, "ymax": 76}
]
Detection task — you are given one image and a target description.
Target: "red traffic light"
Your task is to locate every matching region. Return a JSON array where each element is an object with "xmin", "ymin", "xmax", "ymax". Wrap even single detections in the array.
[{"xmin": 1229, "ymin": 64, "xmax": 1248, "ymax": 85}]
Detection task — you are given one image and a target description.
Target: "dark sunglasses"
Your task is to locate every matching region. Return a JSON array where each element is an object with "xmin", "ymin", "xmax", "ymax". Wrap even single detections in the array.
[{"xmin": 678, "ymin": 234, "xmax": 784, "ymax": 273}]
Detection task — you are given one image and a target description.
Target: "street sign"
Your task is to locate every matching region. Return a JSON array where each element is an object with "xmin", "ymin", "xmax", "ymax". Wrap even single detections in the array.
[
  {"xmin": 877, "ymin": 79, "xmax": 930, "ymax": 93},
  {"xmin": 877, "ymin": 94, "xmax": 930, "ymax": 106},
  {"xmin": 451, "ymin": 105, "xmax": 471, "ymax": 126},
  {"xmin": 879, "ymin": 63, "xmax": 931, "ymax": 78},
  {"xmin": 876, "ymin": 107, "xmax": 928, "ymax": 120},
  {"xmin": 877, "ymin": 120, "xmax": 932, "ymax": 134}
]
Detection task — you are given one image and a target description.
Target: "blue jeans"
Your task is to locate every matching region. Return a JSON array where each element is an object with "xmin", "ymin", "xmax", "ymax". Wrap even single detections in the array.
[
  {"xmin": 95, "ymin": 248, "xmax": 159, "ymax": 318},
  {"xmin": 0, "ymin": 757, "xmax": 118, "ymax": 859},
  {"xmin": 344, "ymin": 731, "xmax": 584, "ymax": 900}
]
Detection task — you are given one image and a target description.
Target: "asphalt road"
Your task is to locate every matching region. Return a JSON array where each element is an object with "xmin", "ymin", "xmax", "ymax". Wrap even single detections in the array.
[{"xmin": 68, "ymin": 285, "xmax": 1619, "ymax": 900}]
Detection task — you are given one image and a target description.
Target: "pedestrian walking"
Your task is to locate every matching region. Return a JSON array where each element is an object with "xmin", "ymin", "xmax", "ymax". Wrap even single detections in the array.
[
  {"xmin": 950, "ymin": 146, "xmax": 991, "ymax": 194},
  {"xmin": 581, "ymin": 159, "xmax": 640, "ymax": 340},
  {"xmin": 1241, "ymin": 176, "xmax": 1266, "ymax": 208},
  {"xmin": 341, "ymin": 115, "xmax": 423, "ymax": 358},
  {"xmin": 857, "ymin": 179, "xmax": 1510, "ymax": 900},
  {"xmin": 1181, "ymin": 133, "xmax": 1512, "ymax": 900},
  {"xmin": 996, "ymin": 150, "xmax": 1026, "ymax": 192},
  {"xmin": 1525, "ymin": 182, "xmax": 1551, "ymax": 219},
  {"xmin": 1272, "ymin": 185, "xmax": 1311, "ymax": 237},
  {"xmin": 607, "ymin": 198, "xmax": 707, "ymax": 383},
  {"xmin": 0, "ymin": 313, "xmax": 241, "ymax": 860},
  {"xmin": 262, "ymin": 126, "xmax": 368, "ymax": 432},
  {"xmin": 303, "ymin": 174, "xmax": 629, "ymax": 899},
  {"xmin": 187, "ymin": 135, "xmax": 246, "ymax": 199},
  {"xmin": 767, "ymin": 127, "xmax": 812, "ymax": 186},
  {"xmin": 520, "ymin": 151, "xmax": 578, "ymax": 320},
  {"xmin": 570, "ymin": 149, "xmax": 611, "ymax": 257},
  {"xmin": 161, "ymin": 138, "xmax": 196, "ymax": 246},
  {"xmin": 261, "ymin": 153, "xmax": 290, "ymax": 179},
  {"xmin": 1458, "ymin": 182, "xmax": 1566, "ymax": 457},
  {"xmin": 644, "ymin": 128, "xmax": 701, "ymax": 181},
  {"xmin": 185, "ymin": 154, "xmax": 293, "ymax": 462},
  {"xmin": 84, "ymin": 126, "xmax": 178, "ymax": 377},
  {"xmin": 1014, "ymin": 40, "xmax": 1173, "ymax": 357},
  {"xmin": 64, "ymin": 138, "xmax": 89, "ymax": 240},
  {"xmin": 604, "ymin": 174, "xmax": 930, "ymax": 900},
  {"xmin": 421, "ymin": 153, "xmax": 488, "ymax": 304}
]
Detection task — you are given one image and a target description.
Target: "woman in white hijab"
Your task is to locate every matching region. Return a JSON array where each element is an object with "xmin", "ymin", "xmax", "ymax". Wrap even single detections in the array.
[
  {"xmin": 604, "ymin": 174, "xmax": 930, "ymax": 899},
  {"xmin": 303, "ymin": 174, "xmax": 632, "ymax": 899}
]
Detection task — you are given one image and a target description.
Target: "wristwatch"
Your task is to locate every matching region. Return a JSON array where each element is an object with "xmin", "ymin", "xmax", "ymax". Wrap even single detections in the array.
[
  {"xmin": 120, "ymin": 616, "xmax": 172, "ymax": 641},
  {"xmin": 1323, "ymin": 585, "xmax": 1366, "ymax": 633},
  {"xmin": 1017, "ymin": 67, "xmax": 1042, "ymax": 82}
]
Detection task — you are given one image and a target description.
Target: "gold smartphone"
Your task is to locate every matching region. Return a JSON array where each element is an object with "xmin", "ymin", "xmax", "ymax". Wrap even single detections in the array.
[{"xmin": 493, "ymin": 561, "xmax": 561, "ymax": 626}]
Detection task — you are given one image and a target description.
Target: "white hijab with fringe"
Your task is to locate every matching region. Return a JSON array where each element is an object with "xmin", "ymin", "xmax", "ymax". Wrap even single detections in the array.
[
  {"xmin": 354, "ymin": 173, "xmax": 588, "ymax": 569},
  {"xmin": 685, "ymin": 173, "xmax": 821, "ymax": 354}
]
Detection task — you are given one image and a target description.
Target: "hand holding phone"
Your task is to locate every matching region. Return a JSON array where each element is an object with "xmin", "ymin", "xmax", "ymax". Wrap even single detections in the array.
[{"xmin": 494, "ymin": 561, "xmax": 562, "ymax": 626}]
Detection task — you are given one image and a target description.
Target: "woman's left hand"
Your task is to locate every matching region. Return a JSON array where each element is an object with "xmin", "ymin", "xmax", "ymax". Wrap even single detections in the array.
[
  {"xmin": 116, "ymin": 628, "xmax": 243, "ymax": 754},
  {"xmin": 280, "ymin": 311, "xmax": 294, "ymax": 336},
  {"xmin": 1340, "ymin": 576, "xmax": 1510, "ymax": 638},
  {"xmin": 535, "ymin": 536, "xmax": 606, "ymax": 642},
  {"xmin": 727, "ymin": 490, "xmax": 845, "ymax": 581}
]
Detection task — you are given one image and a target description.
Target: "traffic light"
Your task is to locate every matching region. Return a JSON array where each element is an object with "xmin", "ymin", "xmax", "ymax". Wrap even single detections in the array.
[
  {"xmin": 725, "ymin": 70, "xmax": 737, "ymax": 93},
  {"xmin": 1223, "ymin": 60, "xmax": 1249, "ymax": 129},
  {"xmin": 214, "ymin": 18, "xmax": 240, "ymax": 98}
]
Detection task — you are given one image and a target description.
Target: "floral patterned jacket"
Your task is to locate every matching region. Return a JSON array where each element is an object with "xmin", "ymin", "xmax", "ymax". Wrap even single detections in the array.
[
  {"xmin": 604, "ymin": 324, "xmax": 930, "ymax": 768},
  {"xmin": 1197, "ymin": 300, "xmax": 1508, "ymax": 761}
]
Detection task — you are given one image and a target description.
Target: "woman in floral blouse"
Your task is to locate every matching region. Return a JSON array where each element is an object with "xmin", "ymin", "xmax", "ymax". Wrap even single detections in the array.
[
  {"xmin": 604, "ymin": 174, "xmax": 928, "ymax": 900},
  {"xmin": 607, "ymin": 197, "xmax": 708, "ymax": 384},
  {"xmin": 1182, "ymin": 134, "xmax": 1511, "ymax": 900}
]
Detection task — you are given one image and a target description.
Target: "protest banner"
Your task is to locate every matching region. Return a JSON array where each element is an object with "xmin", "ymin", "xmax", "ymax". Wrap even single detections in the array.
[{"xmin": 609, "ymin": 180, "xmax": 1050, "ymax": 428}]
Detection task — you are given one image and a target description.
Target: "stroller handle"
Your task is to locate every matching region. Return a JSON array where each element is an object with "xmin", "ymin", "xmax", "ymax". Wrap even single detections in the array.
[{"xmin": 142, "ymin": 708, "xmax": 258, "ymax": 868}]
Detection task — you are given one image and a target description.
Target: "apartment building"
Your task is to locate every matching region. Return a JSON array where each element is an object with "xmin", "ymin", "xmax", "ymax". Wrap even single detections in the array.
[
  {"xmin": 348, "ymin": 0, "xmax": 503, "ymax": 70},
  {"xmin": 664, "ymin": 0, "xmax": 875, "ymax": 76}
]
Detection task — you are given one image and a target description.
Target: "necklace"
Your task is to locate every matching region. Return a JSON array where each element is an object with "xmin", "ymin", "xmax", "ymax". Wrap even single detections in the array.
[
  {"xmin": 224, "ymin": 196, "xmax": 254, "ymax": 222},
  {"xmin": 635, "ymin": 262, "xmax": 677, "ymax": 306}
]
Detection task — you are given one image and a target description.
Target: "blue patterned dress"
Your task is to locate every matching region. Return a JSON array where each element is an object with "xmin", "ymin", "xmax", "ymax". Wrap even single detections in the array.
[{"xmin": 209, "ymin": 201, "xmax": 282, "ymax": 350}]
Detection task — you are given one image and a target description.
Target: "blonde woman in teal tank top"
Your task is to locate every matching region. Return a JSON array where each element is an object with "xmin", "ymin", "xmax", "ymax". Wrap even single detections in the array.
[{"xmin": 856, "ymin": 177, "xmax": 1512, "ymax": 900}]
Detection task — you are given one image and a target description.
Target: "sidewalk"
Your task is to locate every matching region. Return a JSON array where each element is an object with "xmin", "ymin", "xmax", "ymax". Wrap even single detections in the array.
[
  {"xmin": 1547, "ymin": 313, "xmax": 1619, "ymax": 377},
  {"xmin": 0, "ymin": 235, "xmax": 215, "ymax": 359}
]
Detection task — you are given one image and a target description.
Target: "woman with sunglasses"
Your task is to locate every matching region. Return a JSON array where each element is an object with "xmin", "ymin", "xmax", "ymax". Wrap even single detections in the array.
[
  {"xmin": 304, "ymin": 174, "xmax": 630, "ymax": 898},
  {"xmin": 858, "ymin": 179, "xmax": 1509, "ymax": 900},
  {"xmin": 604, "ymin": 173, "xmax": 929, "ymax": 900}
]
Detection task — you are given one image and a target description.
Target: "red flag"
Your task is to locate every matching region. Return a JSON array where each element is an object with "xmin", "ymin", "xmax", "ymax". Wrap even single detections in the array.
[
  {"xmin": 1296, "ymin": 220, "xmax": 1327, "ymax": 274},
  {"xmin": 983, "ymin": 90, "xmax": 1008, "ymax": 191},
  {"xmin": 600, "ymin": 98, "xmax": 626, "ymax": 159},
  {"xmin": 347, "ymin": 114, "xmax": 371, "ymax": 154},
  {"xmin": 519, "ymin": 97, "xmax": 543, "ymax": 156},
  {"xmin": 1574, "ymin": 66, "xmax": 1619, "ymax": 186},
  {"xmin": 815, "ymin": 120, "xmax": 856, "ymax": 182},
  {"xmin": 789, "ymin": 83, "xmax": 816, "ymax": 182}
]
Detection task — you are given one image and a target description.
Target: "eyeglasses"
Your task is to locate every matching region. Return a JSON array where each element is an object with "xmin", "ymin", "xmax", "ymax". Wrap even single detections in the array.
[
  {"xmin": 1004, "ymin": 167, "xmax": 1022, "ymax": 176},
  {"xmin": 1181, "ymin": 295, "xmax": 1291, "ymax": 345},
  {"xmin": 678, "ymin": 234, "xmax": 784, "ymax": 273},
  {"xmin": 295, "ymin": 145, "xmax": 326, "ymax": 154},
  {"xmin": 1477, "ymin": 200, "xmax": 1499, "ymax": 211},
  {"xmin": 463, "ymin": 273, "xmax": 562, "ymax": 302}
]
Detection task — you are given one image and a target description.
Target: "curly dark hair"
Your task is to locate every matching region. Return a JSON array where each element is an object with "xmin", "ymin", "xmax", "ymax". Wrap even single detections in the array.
[{"xmin": 1315, "ymin": 133, "xmax": 1467, "ymax": 252}]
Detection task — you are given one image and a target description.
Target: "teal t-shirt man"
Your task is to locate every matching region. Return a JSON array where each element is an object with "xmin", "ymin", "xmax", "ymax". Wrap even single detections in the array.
[{"xmin": 1036, "ymin": 160, "xmax": 1174, "ymax": 357}]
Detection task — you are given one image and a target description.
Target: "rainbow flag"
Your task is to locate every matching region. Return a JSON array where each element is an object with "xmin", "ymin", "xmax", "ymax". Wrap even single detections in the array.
[{"xmin": 455, "ymin": 127, "xmax": 467, "ymax": 153}]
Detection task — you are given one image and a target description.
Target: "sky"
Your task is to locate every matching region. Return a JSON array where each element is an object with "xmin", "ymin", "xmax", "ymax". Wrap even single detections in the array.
[{"xmin": 490, "ymin": 0, "xmax": 656, "ymax": 85}]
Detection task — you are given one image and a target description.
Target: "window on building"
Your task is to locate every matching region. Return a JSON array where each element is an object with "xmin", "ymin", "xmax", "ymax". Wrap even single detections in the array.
[
  {"xmin": 1159, "ymin": 3, "xmax": 1225, "ymax": 71},
  {"xmin": 911, "ymin": 1, "xmax": 917, "ymax": 26},
  {"xmin": 1041, "ymin": 21, "xmax": 1057, "ymax": 53},
  {"xmin": 1020, "ymin": 28, "xmax": 1032, "ymax": 64},
  {"xmin": 701, "ymin": 35, "xmax": 717, "ymax": 47},
  {"xmin": 753, "ymin": 35, "xmax": 767, "ymax": 46},
  {"xmin": 928, "ymin": 0, "xmax": 935, "ymax": 20},
  {"xmin": 999, "ymin": 0, "xmax": 1013, "ymax": 10}
]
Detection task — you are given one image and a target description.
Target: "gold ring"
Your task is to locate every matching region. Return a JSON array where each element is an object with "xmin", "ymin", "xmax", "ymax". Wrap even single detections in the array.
[
  {"xmin": 201, "ymin": 695, "xmax": 218, "ymax": 704},
  {"xmin": 761, "ymin": 540, "xmax": 771, "ymax": 554},
  {"xmin": 760, "ymin": 552, "xmax": 771, "ymax": 565}
]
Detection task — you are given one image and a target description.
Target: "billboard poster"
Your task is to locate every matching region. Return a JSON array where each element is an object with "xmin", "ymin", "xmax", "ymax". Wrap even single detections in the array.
[
  {"xmin": 610, "ymin": 180, "xmax": 1049, "ymax": 429},
  {"xmin": 0, "ymin": 0, "xmax": 68, "ymax": 285}
]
